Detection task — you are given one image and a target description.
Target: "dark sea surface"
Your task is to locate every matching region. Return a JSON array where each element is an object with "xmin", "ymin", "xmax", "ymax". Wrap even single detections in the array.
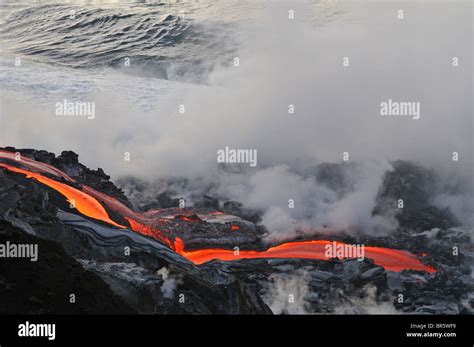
[{"xmin": 0, "ymin": 0, "xmax": 257, "ymax": 81}]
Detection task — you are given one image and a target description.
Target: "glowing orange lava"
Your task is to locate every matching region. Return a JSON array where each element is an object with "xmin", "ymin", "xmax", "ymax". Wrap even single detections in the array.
[
  {"xmin": 179, "ymin": 215, "xmax": 201, "ymax": 222},
  {"xmin": 0, "ymin": 151, "xmax": 436, "ymax": 274},
  {"xmin": 173, "ymin": 238, "xmax": 436, "ymax": 273},
  {"xmin": 125, "ymin": 217, "xmax": 172, "ymax": 248},
  {"xmin": 0, "ymin": 163, "xmax": 125, "ymax": 228}
]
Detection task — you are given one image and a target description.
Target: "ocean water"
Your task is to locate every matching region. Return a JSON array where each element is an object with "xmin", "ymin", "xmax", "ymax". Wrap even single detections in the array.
[
  {"xmin": 0, "ymin": 0, "xmax": 253, "ymax": 110},
  {"xmin": 0, "ymin": 0, "xmax": 345, "ymax": 130},
  {"xmin": 0, "ymin": 1, "xmax": 471, "ymax": 159},
  {"xmin": 0, "ymin": 0, "xmax": 245, "ymax": 74}
]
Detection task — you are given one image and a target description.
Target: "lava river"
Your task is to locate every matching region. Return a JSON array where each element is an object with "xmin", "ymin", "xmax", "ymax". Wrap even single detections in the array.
[{"xmin": 0, "ymin": 150, "xmax": 435, "ymax": 273}]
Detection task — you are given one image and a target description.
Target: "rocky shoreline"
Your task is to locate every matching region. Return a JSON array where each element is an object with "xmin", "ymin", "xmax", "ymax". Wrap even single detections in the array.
[{"xmin": 0, "ymin": 147, "xmax": 472, "ymax": 314}]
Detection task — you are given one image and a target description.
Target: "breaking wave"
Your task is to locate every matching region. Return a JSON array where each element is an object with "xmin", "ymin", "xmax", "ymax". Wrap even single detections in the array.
[{"xmin": 0, "ymin": 1, "xmax": 237, "ymax": 82}]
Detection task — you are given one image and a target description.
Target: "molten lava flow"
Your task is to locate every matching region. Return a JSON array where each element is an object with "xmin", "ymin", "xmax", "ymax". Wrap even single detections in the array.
[
  {"xmin": 125, "ymin": 217, "xmax": 172, "ymax": 248},
  {"xmin": 0, "ymin": 150, "xmax": 75, "ymax": 182},
  {"xmin": 0, "ymin": 151, "xmax": 436, "ymax": 274},
  {"xmin": 0, "ymin": 151, "xmax": 175, "ymax": 244},
  {"xmin": 0, "ymin": 163, "xmax": 125, "ymax": 228},
  {"xmin": 179, "ymin": 215, "xmax": 201, "ymax": 222},
  {"xmin": 173, "ymin": 238, "xmax": 436, "ymax": 273}
]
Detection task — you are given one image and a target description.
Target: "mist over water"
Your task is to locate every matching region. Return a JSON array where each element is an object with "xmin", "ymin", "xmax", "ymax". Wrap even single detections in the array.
[{"xmin": 0, "ymin": 0, "xmax": 472, "ymax": 238}]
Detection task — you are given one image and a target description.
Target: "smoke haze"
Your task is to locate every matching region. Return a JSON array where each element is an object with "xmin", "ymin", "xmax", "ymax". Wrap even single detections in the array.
[{"xmin": 1, "ymin": 0, "xmax": 472, "ymax": 238}]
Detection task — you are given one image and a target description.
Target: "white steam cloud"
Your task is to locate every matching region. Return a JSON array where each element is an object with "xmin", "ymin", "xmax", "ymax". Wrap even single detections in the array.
[
  {"xmin": 1, "ymin": 0, "xmax": 472, "ymax": 237},
  {"xmin": 334, "ymin": 284, "xmax": 399, "ymax": 314},
  {"xmin": 263, "ymin": 270, "xmax": 311, "ymax": 314},
  {"xmin": 157, "ymin": 266, "xmax": 181, "ymax": 299}
]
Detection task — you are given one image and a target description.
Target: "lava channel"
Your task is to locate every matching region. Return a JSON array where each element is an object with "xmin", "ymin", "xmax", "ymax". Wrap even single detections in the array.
[
  {"xmin": 0, "ymin": 151, "xmax": 436, "ymax": 274},
  {"xmin": 173, "ymin": 238, "xmax": 436, "ymax": 273}
]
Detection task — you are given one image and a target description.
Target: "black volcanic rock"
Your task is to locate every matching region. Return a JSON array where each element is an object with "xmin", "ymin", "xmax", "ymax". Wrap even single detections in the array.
[
  {"xmin": 1, "ymin": 147, "xmax": 132, "ymax": 208},
  {"xmin": 0, "ymin": 148, "xmax": 473, "ymax": 315},
  {"xmin": 0, "ymin": 220, "xmax": 135, "ymax": 314},
  {"xmin": 57, "ymin": 150, "xmax": 79, "ymax": 163},
  {"xmin": 374, "ymin": 160, "xmax": 458, "ymax": 231},
  {"xmin": 0, "ymin": 164, "xmax": 273, "ymax": 314},
  {"xmin": 221, "ymin": 201, "xmax": 262, "ymax": 224}
]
